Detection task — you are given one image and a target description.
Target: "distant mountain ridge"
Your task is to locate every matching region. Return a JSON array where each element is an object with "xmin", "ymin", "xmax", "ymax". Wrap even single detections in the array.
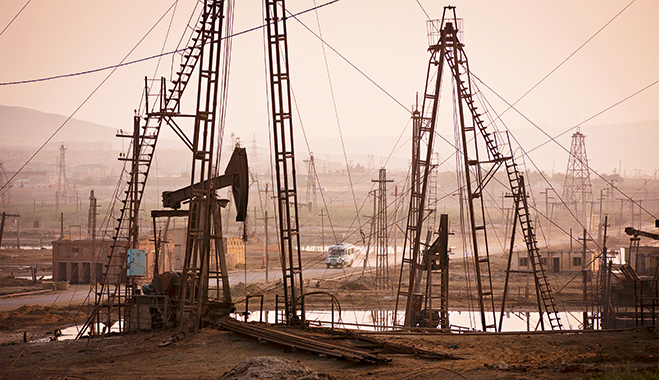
[
  {"xmin": 0, "ymin": 105, "xmax": 118, "ymax": 149},
  {"xmin": 1, "ymin": 105, "xmax": 656, "ymax": 175},
  {"xmin": 308, "ymin": 119, "xmax": 659, "ymax": 175}
]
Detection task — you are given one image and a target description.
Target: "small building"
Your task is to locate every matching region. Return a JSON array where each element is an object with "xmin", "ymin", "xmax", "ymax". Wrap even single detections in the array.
[
  {"xmin": 53, "ymin": 233, "xmax": 244, "ymax": 284},
  {"xmin": 52, "ymin": 237, "xmax": 161, "ymax": 284},
  {"xmin": 52, "ymin": 238, "xmax": 111, "ymax": 284},
  {"xmin": 511, "ymin": 249, "xmax": 598, "ymax": 273}
]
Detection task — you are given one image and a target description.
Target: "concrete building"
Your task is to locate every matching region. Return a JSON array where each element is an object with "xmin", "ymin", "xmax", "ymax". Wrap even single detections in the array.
[
  {"xmin": 510, "ymin": 249, "xmax": 601, "ymax": 274},
  {"xmin": 52, "ymin": 234, "xmax": 244, "ymax": 284}
]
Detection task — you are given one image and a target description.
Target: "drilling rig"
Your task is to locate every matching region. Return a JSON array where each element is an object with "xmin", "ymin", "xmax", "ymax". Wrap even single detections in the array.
[
  {"xmin": 395, "ymin": 6, "xmax": 562, "ymax": 332},
  {"xmin": 78, "ymin": 0, "xmax": 249, "ymax": 337}
]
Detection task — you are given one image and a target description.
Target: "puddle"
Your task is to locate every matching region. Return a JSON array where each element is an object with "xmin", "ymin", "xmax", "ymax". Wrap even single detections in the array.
[{"xmin": 50, "ymin": 309, "xmax": 585, "ymax": 342}]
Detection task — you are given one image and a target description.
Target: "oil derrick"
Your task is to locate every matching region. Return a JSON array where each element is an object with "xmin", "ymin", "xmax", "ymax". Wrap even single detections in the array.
[
  {"xmin": 394, "ymin": 12, "xmax": 452, "ymax": 327},
  {"xmin": 175, "ymin": 0, "xmax": 231, "ymax": 331},
  {"xmin": 0, "ymin": 162, "xmax": 11, "ymax": 208},
  {"xmin": 372, "ymin": 169, "xmax": 392, "ymax": 289},
  {"xmin": 303, "ymin": 154, "xmax": 317, "ymax": 213},
  {"xmin": 249, "ymin": 134, "xmax": 259, "ymax": 174},
  {"xmin": 78, "ymin": 0, "xmax": 233, "ymax": 338},
  {"xmin": 55, "ymin": 143, "xmax": 69, "ymax": 215},
  {"xmin": 562, "ymin": 129, "xmax": 593, "ymax": 224},
  {"xmin": 265, "ymin": 0, "xmax": 305, "ymax": 325},
  {"xmin": 396, "ymin": 7, "xmax": 561, "ymax": 331}
]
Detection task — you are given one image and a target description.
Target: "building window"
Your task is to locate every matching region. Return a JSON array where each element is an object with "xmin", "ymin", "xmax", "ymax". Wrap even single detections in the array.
[
  {"xmin": 72, "ymin": 247, "xmax": 80, "ymax": 253},
  {"xmin": 539, "ymin": 257, "xmax": 548, "ymax": 266},
  {"xmin": 573, "ymin": 257, "xmax": 582, "ymax": 267},
  {"xmin": 519, "ymin": 257, "xmax": 528, "ymax": 267}
]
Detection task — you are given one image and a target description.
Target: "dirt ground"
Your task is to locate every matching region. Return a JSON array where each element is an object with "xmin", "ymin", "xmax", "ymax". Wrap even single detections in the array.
[
  {"xmin": 1, "ymin": 318, "xmax": 659, "ymax": 379},
  {"xmin": 2, "ymin": 247, "xmax": 659, "ymax": 379}
]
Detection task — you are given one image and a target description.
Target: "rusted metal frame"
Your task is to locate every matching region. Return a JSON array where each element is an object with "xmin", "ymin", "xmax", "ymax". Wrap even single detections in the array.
[
  {"xmin": 219, "ymin": 319, "xmax": 389, "ymax": 363},
  {"xmin": 446, "ymin": 20, "xmax": 496, "ymax": 332},
  {"xmin": 397, "ymin": 18, "xmax": 448, "ymax": 328},
  {"xmin": 77, "ymin": 0, "xmax": 221, "ymax": 340},
  {"xmin": 419, "ymin": 214, "xmax": 449, "ymax": 328},
  {"xmin": 179, "ymin": 0, "xmax": 225, "ymax": 331},
  {"xmin": 211, "ymin": 200, "xmax": 231, "ymax": 302},
  {"xmin": 265, "ymin": 0, "xmax": 304, "ymax": 325},
  {"xmin": 518, "ymin": 175, "xmax": 547, "ymax": 330},
  {"xmin": 499, "ymin": 190, "xmax": 519, "ymax": 331}
]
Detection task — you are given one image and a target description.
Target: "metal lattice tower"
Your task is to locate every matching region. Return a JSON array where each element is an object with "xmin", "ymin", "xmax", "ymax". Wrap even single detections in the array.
[
  {"xmin": 176, "ymin": 0, "xmax": 228, "ymax": 331},
  {"xmin": 265, "ymin": 0, "xmax": 304, "ymax": 325},
  {"xmin": 0, "ymin": 162, "xmax": 11, "ymax": 208},
  {"xmin": 372, "ymin": 169, "xmax": 392, "ymax": 289},
  {"xmin": 303, "ymin": 154, "xmax": 317, "ymax": 213},
  {"xmin": 87, "ymin": 189, "xmax": 97, "ymax": 239},
  {"xmin": 56, "ymin": 143, "xmax": 69, "ymax": 214},
  {"xmin": 396, "ymin": 6, "xmax": 561, "ymax": 331},
  {"xmin": 563, "ymin": 129, "xmax": 593, "ymax": 216},
  {"xmin": 78, "ymin": 0, "xmax": 230, "ymax": 338}
]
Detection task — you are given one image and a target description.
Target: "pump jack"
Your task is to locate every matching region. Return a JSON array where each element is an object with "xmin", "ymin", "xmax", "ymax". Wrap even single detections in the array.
[{"xmin": 77, "ymin": 0, "xmax": 238, "ymax": 338}]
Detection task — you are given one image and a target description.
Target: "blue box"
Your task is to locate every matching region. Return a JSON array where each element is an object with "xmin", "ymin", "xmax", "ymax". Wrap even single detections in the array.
[{"xmin": 127, "ymin": 249, "xmax": 146, "ymax": 277}]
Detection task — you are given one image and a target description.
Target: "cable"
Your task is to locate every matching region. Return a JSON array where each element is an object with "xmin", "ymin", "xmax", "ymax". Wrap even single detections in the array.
[
  {"xmin": 138, "ymin": 0, "xmax": 179, "ymax": 113},
  {"xmin": 309, "ymin": 0, "xmax": 364, "ymax": 235},
  {"xmin": 0, "ymin": 1, "xmax": 179, "ymax": 193},
  {"xmin": 0, "ymin": 0, "xmax": 339, "ymax": 87},
  {"xmin": 0, "ymin": 0, "xmax": 31, "ymax": 37},
  {"xmin": 286, "ymin": 8, "xmax": 409, "ymax": 113},
  {"xmin": 414, "ymin": 0, "xmax": 432, "ymax": 21},
  {"xmin": 485, "ymin": 0, "xmax": 637, "ymax": 126},
  {"xmin": 474, "ymin": 74, "xmax": 659, "ymax": 221}
]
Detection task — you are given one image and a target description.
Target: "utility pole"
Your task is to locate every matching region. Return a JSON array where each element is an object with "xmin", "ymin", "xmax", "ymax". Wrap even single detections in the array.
[
  {"xmin": 0, "ymin": 212, "xmax": 20, "ymax": 250},
  {"xmin": 601, "ymin": 216, "xmax": 609, "ymax": 329},
  {"xmin": 597, "ymin": 188, "xmax": 608, "ymax": 248},
  {"xmin": 258, "ymin": 183, "xmax": 274, "ymax": 282},
  {"xmin": 540, "ymin": 188, "xmax": 555, "ymax": 244},
  {"xmin": 88, "ymin": 190, "xmax": 98, "ymax": 239},
  {"xmin": 56, "ymin": 143, "xmax": 69, "ymax": 217},
  {"xmin": 372, "ymin": 168, "xmax": 393, "ymax": 288},
  {"xmin": 578, "ymin": 229, "xmax": 593, "ymax": 329},
  {"xmin": 320, "ymin": 208, "xmax": 325, "ymax": 253},
  {"xmin": 0, "ymin": 162, "xmax": 11, "ymax": 208},
  {"xmin": 59, "ymin": 212, "xmax": 64, "ymax": 239},
  {"xmin": 392, "ymin": 186, "xmax": 398, "ymax": 275},
  {"xmin": 257, "ymin": 210, "xmax": 274, "ymax": 283}
]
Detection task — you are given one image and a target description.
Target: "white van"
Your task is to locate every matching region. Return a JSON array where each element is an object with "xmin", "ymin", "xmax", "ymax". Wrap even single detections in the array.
[{"xmin": 326, "ymin": 243, "xmax": 355, "ymax": 268}]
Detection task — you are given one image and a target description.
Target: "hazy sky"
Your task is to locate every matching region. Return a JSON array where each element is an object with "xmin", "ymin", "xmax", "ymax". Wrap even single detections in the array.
[{"xmin": 0, "ymin": 0, "xmax": 657, "ymax": 173}]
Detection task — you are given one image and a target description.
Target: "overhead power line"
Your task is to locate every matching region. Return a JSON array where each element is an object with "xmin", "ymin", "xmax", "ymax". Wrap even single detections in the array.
[
  {"xmin": 487, "ymin": 0, "xmax": 637, "ymax": 124},
  {"xmin": 0, "ymin": 0, "xmax": 339, "ymax": 87},
  {"xmin": 0, "ymin": 0, "xmax": 32, "ymax": 37},
  {"xmin": 0, "ymin": 1, "xmax": 180, "ymax": 192}
]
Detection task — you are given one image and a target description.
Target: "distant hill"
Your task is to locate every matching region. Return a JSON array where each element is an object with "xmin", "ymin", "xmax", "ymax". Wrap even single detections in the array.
[
  {"xmin": 2, "ymin": 105, "xmax": 656, "ymax": 176},
  {"xmin": 0, "ymin": 105, "xmax": 119, "ymax": 150},
  {"xmin": 307, "ymin": 120, "xmax": 659, "ymax": 175},
  {"xmin": 0, "ymin": 105, "xmax": 192, "ymax": 151}
]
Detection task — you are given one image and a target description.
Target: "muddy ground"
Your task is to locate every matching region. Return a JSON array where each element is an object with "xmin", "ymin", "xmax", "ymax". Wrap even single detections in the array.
[
  {"xmin": 2, "ymin": 247, "xmax": 659, "ymax": 379},
  {"xmin": 1, "ymin": 315, "xmax": 659, "ymax": 379}
]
